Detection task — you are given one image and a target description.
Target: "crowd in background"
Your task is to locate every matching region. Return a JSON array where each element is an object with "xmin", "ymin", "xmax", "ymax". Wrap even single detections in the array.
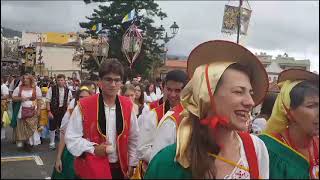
[{"xmin": 1, "ymin": 72, "xmax": 165, "ymax": 144}]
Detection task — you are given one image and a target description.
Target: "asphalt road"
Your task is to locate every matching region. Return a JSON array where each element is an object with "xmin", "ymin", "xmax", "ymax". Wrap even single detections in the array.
[{"xmin": 1, "ymin": 127, "xmax": 57, "ymax": 179}]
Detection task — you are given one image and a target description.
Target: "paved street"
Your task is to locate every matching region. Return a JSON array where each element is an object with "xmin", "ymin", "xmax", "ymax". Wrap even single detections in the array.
[{"xmin": 1, "ymin": 127, "xmax": 57, "ymax": 179}]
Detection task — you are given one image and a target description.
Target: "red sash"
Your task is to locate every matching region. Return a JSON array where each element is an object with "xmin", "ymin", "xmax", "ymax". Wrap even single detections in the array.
[
  {"xmin": 74, "ymin": 94, "xmax": 132, "ymax": 178},
  {"xmin": 238, "ymin": 132, "xmax": 260, "ymax": 179},
  {"xmin": 153, "ymin": 103, "xmax": 165, "ymax": 124},
  {"xmin": 169, "ymin": 103, "xmax": 184, "ymax": 128},
  {"xmin": 148, "ymin": 100, "xmax": 160, "ymax": 110}
]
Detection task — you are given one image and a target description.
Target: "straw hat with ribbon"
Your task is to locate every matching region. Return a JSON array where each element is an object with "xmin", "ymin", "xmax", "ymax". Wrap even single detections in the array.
[
  {"xmin": 264, "ymin": 69, "xmax": 319, "ymax": 134},
  {"xmin": 175, "ymin": 40, "xmax": 269, "ymax": 168}
]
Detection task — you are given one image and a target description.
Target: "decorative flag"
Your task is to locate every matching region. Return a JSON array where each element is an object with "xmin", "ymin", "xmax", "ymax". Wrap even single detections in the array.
[
  {"xmin": 121, "ymin": 9, "xmax": 136, "ymax": 23},
  {"xmin": 91, "ymin": 23, "xmax": 103, "ymax": 32},
  {"xmin": 97, "ymin": 23, "xmax": 102, "ymax": 33},
  {"xmin": 91, "ymin": 24, "xmax": 97, "ymax": 31}
]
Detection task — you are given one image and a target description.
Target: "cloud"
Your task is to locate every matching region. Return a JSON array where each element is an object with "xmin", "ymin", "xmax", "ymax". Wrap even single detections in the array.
[{"xmin": 1, "ymin": 1, "xmax": 319, "ymax": 71}]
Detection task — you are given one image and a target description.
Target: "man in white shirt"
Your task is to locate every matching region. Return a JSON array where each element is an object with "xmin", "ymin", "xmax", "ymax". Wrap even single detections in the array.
[
  {"xmin": 1, "ymin": 76, "xmax": 9, "ymax": 139},
  {"xmin": 46, "ymin": 74, "xmax": 73, "ymax": 149},
  {"xmin": 137, "ymin": 70, "xmax": 188, "ymax": 166},
  {"xmin": 65, "ymin": 58, "xmax": 139, "ymax": 179}
]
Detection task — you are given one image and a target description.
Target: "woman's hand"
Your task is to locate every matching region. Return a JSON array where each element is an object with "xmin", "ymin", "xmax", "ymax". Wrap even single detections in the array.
[{"xmin": 55, "ymin": 159, "xmax": 63, "ymax": 173}]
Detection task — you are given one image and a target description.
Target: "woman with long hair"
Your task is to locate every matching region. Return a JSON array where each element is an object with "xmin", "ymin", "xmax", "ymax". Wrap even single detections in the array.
[
  {"xmin": 12, "ymin": 74, "xmax": 42, "ymax": 151},
  {"xmin": 52, "ymin": 85, "xmax": 93, "ymax": 179},
  {"xmin": 144, "ymin": 40, "xmax": 270, "ymax": 179},
  {"xmin": 144, "ymin": 82, "xmax": 158, "ymax": 103},
  {"xmin": 133, "ymin": 83, "xmax": 145, "ymax": 117},
  {"xmin": 259, "ymin": 69, "xmax": 319, "ymax": 179}
]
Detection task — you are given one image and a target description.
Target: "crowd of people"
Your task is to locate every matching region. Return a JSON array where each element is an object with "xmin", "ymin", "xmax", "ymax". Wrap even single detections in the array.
[
  {"xmin": 1, "ymin": 61, "xmax": 21, "ymax": 76},
  {"xmin": 1, "ymin": 40, "xmax": 319, "ymax": 179}
]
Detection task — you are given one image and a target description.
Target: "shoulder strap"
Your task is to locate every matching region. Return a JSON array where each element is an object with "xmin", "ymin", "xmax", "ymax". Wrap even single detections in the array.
[
  {"xmin": 18, "ymin": 85, "xmax": 23, "ymax": 97},
  {"xmin": 238, "ymin": 132, "xmax": 259, "ymax": 179}
]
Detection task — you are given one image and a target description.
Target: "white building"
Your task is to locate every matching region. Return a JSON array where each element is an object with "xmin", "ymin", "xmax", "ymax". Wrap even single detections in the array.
[
  {"xmin": 257, "ymin": 52, "xmax": 310, "ymax": 83},
  {"xmin": 21, "ymin": 31, "xmax": 45, "ymax": 47},
  {"xmin": 35, "ymin": 43, "xmax": 81, "ymax": 77}
]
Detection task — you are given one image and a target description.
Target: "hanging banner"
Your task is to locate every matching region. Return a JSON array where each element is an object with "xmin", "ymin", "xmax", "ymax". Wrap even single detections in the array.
[{"xmin": 221, "ymin": 5, "xmax": 252, "ymax": 35}]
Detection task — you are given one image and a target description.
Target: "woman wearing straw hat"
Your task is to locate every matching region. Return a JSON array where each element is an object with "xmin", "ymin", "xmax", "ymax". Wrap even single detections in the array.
[
  {"xmin": 259, "ymin": 69, "xmax": 319, "ymax": 179},
  {"xmin": 144, "ymin": 40, "xmax": 270, "ymax": 179}
]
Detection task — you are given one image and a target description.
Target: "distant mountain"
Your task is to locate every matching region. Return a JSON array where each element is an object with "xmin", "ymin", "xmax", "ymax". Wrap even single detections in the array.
[{"xmin": 1, "ymin": 27, "xmax": 22, "ymax": 38}]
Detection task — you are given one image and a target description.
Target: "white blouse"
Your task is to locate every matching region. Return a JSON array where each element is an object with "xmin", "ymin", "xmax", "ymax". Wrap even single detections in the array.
[
  {"xmin": 221, "ymin": 134, "xmax": 269, "ymax": 179},
  {"xmin": 12, "ymin": 86, "xmax": 42, "ymax": 108},
  {"xmin": 144, "ymin": 92, "xmax": 158, "ymax": 103}
]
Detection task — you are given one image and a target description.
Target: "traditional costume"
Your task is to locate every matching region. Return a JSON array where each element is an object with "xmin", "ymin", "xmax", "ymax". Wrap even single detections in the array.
[
  {"xmin": 38, "ymin": 87, "xmax": 49, "ymax": 139},
  {"xmin": 137, "ymin": 98, "xmax": 170, "ymax": 163},
  {"xmin": 65, "ymin": 93, "xmax": 139, "ymax": 179},
  {"xmin": 144, "ymin": 40, "xmax": 270, "ymax": 179},
  {"xmin": 12, "ymin": 85, "xmax": 42, "ymax": 147},
  {"xmin": 51, "ymin": 98, "xmax": 77, "ymax": 179},
  {"xmin": 46, "ymin": 85, "xmax": 72, "ymax": 148},
  {"xmin": 259, "ymin": 69, "xmax": 319, "ymax": 179}
]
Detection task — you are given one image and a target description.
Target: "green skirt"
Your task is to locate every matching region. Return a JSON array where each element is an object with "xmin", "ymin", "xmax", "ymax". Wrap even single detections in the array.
[{"xmin": 51, "ymin": 147, "xmax": 75, "ymax": 179}]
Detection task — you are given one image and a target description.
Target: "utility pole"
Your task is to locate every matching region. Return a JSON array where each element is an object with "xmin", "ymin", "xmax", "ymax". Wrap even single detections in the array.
[{"xmin": 236, "ymin": 0, "xmax": 243, "ymax": 44}]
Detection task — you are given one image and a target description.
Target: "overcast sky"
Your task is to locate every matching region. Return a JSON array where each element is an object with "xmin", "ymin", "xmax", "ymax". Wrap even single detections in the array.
[{"xmin": 1, "ymin": 1, "xmax": 319, "ymax": 71}]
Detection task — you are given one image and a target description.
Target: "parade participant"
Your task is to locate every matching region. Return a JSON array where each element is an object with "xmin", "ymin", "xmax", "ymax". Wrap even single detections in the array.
[
  {"xmin": 79, "ymin": 80, "xmax": 98, "ymax": 94},
  {"xmin": 38, "ymin": 86, "xmax": 49, "ymax": 142},
  {"xmin": 134, "ymin": 83, "xmax": 145, "ymax": 118},
  {"xmin": 250, "ymin": 92, "xmax": 278, "ymax": 135},
  {"xmin": 1, "ymin": 76, "xmax": 9, "ymax": 118},
  {"xmin": 259, "ymin": 69, "xmax": 319, "ymax": 179},
  {"xmin": 155, "ymin": 77, "xmax": 163, "ymax": 99},
  {"xmin": 145, "ymin": 40, "xmax": 269, "ymax": 179},
  {"xmin": 46, "ymin": 74, "xmax": 73, "ymax": 150},
  {"xmin": 121, "ymin": 84, "xmax": 139, "ymax": 116},
  {"xmin": 1, "ymin": 76, "xmax": 9, "ymax": 138},
  {"xmin": 52, "ymin": 85, "xmax": 93, "ymax": 179},
  {"xmin": 12, "ymin": 74, "xmax": 42, "ymax": 150},
  {"xmin": 137, "ymin": 70, "xmax": 188, "ymax": 164},
  {"xmin": 144, "ymin": 82, "xmax": 158, "ymax": 103},
  {"xmin": 65, "ymin": 58, "xmax": 139, "ymax": 179},
  {"xmin": 148, "ymin": 75, "xmax": 189, "ymax": 163}
]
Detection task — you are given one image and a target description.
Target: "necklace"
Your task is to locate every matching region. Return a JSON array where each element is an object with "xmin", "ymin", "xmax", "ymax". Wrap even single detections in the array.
[{"xmin": 284, "ymin": 129, "xmax": 319, "ymax": 179}]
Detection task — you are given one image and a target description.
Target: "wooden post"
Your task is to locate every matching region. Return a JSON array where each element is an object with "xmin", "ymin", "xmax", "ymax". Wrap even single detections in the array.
[{"xmin": 236, "ymin": 0, "xmax": 243, "ymax": 44}]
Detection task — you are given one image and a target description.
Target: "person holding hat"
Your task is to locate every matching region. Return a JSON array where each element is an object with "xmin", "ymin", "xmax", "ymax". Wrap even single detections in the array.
[
  {"xmin": 52, "ymin": 85, "xmax": 93, "ymax": 179},
  {"xmin": 259, "ymin": 69, "xmax": 319, "ymax": 179},
  {"xmin": 144, "ymin": 40, "xmax": 270, "ymax": 179}
]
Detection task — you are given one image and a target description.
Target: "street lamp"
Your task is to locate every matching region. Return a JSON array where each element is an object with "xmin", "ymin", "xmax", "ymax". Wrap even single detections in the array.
[{"xmin": 160, "ymin": 21, "xmax": 180, "ymax": 64}]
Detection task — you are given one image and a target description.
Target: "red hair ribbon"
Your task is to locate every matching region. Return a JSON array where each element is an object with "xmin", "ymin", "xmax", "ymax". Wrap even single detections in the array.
[{"xmin": 202, "ymin": 64, "xmax": 230, "ymax": 130}]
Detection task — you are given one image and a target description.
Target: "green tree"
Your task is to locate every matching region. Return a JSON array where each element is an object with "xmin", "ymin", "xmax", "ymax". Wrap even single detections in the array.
[{"xmin": 80, "ymin": 0, "xmax": 169, "ymax": 80}]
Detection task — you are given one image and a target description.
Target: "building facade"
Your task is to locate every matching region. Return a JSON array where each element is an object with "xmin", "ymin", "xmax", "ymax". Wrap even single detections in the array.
[{"xmin": 157, "ymin": 52, "xmax": 310, "ymax": 82}]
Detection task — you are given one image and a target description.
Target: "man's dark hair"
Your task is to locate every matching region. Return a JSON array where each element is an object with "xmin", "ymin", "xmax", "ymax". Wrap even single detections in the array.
[
  {"xmin": 165, "ymin": 70, "xmax": 188, "ymax": 88},
  {"xmin": 99, "ymin": 58, "xmax": 124, "ymax": 79},
  {"xmin": 57, "ymin": 74, "xmax": 66, "ymax": 79},
  {"xmin": 258, "ymin": 92, "xmax": 278, "ymax": 120}
]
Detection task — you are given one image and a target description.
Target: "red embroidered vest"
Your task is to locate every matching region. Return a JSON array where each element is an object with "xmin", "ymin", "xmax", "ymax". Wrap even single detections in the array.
[
  {"xmin": 75, "ymin": 94, "xmax": 133, "ymax": 177},
  {"xmin": 148, "ymin": 98, "xmax": 162, "ymax": 110},
  {"xmin": 169, "ymin": 103, "xmax": 184, "ymax": 127},
  {"xmin": 153, "ymin": 101, "xmax": 167, "ymax": 125}
]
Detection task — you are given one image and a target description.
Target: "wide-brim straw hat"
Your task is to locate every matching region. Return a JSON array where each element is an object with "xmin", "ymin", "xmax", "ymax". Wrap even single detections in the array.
[
  {"xmin": 187, "ymin": 40, "xmax": 269, "ymax": 106},
  {"xmin": 277, "ymin": 68, "xmax": 319, "ymax": 84}
]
